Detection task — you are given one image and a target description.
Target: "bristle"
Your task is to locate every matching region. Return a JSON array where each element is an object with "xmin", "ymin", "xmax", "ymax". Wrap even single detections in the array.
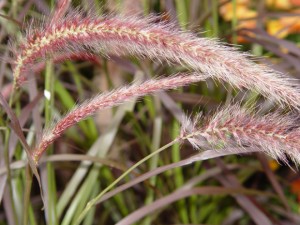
[
  {"xmin": 12, "ymin": 11, "xmax": 300, "ymax": 109},
  {"xmin": 182, "ymin": 105, "xmax": 300, "ymax": 165},
  {"xmin": 31, "ymin": 73, "xmax": 207, "ymax": 163}
]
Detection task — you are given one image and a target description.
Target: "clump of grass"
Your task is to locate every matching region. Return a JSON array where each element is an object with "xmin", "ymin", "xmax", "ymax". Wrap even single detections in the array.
[
  {"xmin": 2, "ymin": 0, "xmax": 300, "ymax": 224},
  {"xmin": 75, "ymin": 103, "xmax": 300, "ymax": 223}
]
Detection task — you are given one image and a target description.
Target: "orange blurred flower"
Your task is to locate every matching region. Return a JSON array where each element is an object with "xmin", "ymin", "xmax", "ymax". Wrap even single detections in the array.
[
  {"xmin": 267, "ymin": 11, "xmax": 300, "ymax": 38},
  {"xmin": 291, "ymin": 178, "xmax": 300, "ymax": 206},
  {"xmin": 219, "ymin": 0, "xmax": 257, "ymax": 43},
  {"xmin": 267, "ymin": 0, "xmax": 292, "ymax": 10},
  {"xmin": 267, "ymin": 20, "xmax": 290, "ymax": 38},
  {"xmin": 220, "ymin": 0, "xmax": 300, "ymax": 42},
  {"xmin": 220, "ymin": 3, "xmax": 257, "ymax": 21},
  {"xmin": 268, "ymin": 159, "xmax": 280, "ymax": 171},
  {"xmin": 290, "ymin": 0, "xmax": 300, "ymax": 6},
  {"xmin": 267, "ymin": 0, "xmax": 300, "ymax": 9}
]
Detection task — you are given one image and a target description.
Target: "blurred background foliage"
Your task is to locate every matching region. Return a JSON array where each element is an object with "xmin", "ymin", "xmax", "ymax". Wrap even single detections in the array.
[{"xmin": 0, "ymin": 0, "xmax": 300, "ymax": 224}]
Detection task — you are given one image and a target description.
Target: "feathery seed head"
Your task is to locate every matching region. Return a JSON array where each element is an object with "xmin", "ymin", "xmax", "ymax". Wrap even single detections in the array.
[
  {"xmin": 12, "ymin": 11, "xmax": 300, "ymax": 110},
  {"xmin": 182, "ymin": 105, "xmax": 300, "ymax": 165},
  {"xmin": 31, "ymin": 73, "xmax": 207, "ymax": 163}
]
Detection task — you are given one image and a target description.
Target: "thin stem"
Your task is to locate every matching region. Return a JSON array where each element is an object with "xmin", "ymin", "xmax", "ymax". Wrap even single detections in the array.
[
  {"xmin": 3, "ymin": 88, "xmax": 18, "ymax": 224},
  {"xmin": 3, "ymin": 127, "xmax": 18, "ymax": 224},
  {"xmin": 44, "ymin": 60, "xmax": 58, "ymax": 225},
  {"xmin": 74, "ymin": 139, "xmax": 179, "ymax": 225},
  {"xmin": 23, "ymin": 165, "xmax": 33, "ymax": 225}
]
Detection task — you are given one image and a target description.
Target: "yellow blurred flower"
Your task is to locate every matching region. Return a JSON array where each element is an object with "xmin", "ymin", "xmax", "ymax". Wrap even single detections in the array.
[
  {"xmin": 267, "ymin": 20, "xmax": 290, "ymax": 38},
  {"xmin": 219, "ymin": 1, "xmax": 257, "ymax": 43},
  {"xmin": 220, "ymin": 0, "xmax": 300, "ymax": 42},
  {"xmin": 220, "ymin": 3, "xmax": 257, "ymax": 21},
  {"xmin": 280, "ymin": 15, "xmax": 300, "ymax": 33},
  {"xmin": 267, "ymin": 0, "xmax": 300, "ymax": 9},
  {"xmin": 267, "ymin": 13, "xmax": 300, "ymax": 38},
  {"xmin": 236, "ymin": 20, "xmax": 257, "ymax": 43},
  {"xmin": 268, "ymin": 159, "xmax": 280, "ymax": 171},
  {"xmin": 267, "ymin": 0, "xmax": 292, "ymax": 10}
]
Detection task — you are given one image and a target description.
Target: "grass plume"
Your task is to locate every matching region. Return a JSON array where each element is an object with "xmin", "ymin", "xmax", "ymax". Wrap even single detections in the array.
[
  {"xmin": 32, "ymin": 73, "xmax": 207, "ymax": 163},
  {"xmin": 12, "ymin": 11, "xmax": 300, "ymax": 109},
  {"xmin": 181, "ymin": 105, "xmax": 300, "ymax": 164}
]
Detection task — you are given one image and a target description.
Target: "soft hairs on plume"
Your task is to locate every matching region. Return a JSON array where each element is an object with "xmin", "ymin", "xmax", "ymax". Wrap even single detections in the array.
[
  {"xmin": 181, "ymin": 105, "xmax": 300, "ymax": 165},
  {"xmin": 12, "ymin": 10, "xmax": 300, "ymax": 109},
  {"xmin": 32, "ymin": 73, "xmax": 207, "ymax": 163}
]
